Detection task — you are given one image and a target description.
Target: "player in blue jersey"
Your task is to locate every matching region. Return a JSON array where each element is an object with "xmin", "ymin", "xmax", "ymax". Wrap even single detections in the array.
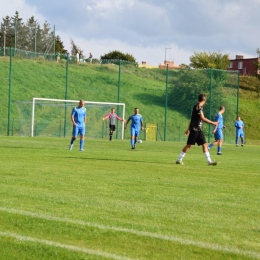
[
  {"xmin": 208, "ymin": 106, "xmax": 226, "ymax": 155},
  {"xmin": 69, "ymin": 100, "xmax": 87, "ymax": 151},
  {"xmin": 234, "ymin": 116, "xmax": 244, "ymax": 146},
  {"xmin": 176, "ymin": 94, "xmax": 218, "ymax": 166},
  {"xmin": 124, "ymin": 107, "xmax": 144, "ymax": 149}
]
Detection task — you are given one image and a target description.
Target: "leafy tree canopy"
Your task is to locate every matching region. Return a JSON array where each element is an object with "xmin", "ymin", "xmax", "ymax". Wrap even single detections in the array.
[
  {"xmin": 257, "ymin": 48, "xmax": 260, "ymax": 57},
  {"xmin": 190, "ymin": 51, "xmax": 230, "ymax": 70},
  {"xmin": 70, "ymin": 38, "xmax": 84, "ymax": 56},
  {"xmin": 101, "ymin": 50, "xmax": 136, "ymax": 63},
  {"xmin": 167, "ymin": 68, "xmax": 234, "ymax": 125},
  {"xmin": 0, "ymin": 11, "xmax": 67, "ymax": 54},
  {"xmin": 255, "ymin": 48, "xmax": 260, "ymax": 96}
]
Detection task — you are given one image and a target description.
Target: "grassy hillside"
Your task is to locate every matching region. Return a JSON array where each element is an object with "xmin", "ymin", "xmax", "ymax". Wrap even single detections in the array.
[{"xmin": 0, "ymin": 57, "xmax": 259, "ymax": 143}]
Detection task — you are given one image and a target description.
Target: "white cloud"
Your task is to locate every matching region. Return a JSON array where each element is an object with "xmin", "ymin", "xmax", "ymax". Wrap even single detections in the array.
[
  {"xmin": 0, "ymin": 0, "xmax": 259, "ymax": 65},
  {"xmin": 0, "ymin": 0, "xmax": 45, "ymax": 24}
]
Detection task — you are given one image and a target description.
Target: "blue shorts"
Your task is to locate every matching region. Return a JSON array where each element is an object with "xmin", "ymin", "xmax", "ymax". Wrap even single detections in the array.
[
  {"xmin": 130, "ymin": 127, "xmax": 140, "ymax": 137},
  {"xmin": 214, "ymin": 129, "xmax": 223, "ymax": 140},
  {"xmin": 72, "ymin": 125, "xmax": 85, "ymax": 137},
  {"xmin": 236, "ymin": 131, "xmax": 244, "ymax": 138}
]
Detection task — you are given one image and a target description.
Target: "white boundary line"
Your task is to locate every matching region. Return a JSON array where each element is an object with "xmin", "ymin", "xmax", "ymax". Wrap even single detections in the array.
[
  {"xmin": 0, "ymin": 231, "xmax": 134, "ymax": 260},
  {"xmin": 0, "ymin": 207, "xmax": 259, "ymax": 259}
]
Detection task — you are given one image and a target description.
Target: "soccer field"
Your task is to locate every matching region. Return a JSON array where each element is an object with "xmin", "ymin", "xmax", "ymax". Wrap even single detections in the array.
[{"xmin": 0, "ymin": 137, "xmax": 259, "ymax": 260}]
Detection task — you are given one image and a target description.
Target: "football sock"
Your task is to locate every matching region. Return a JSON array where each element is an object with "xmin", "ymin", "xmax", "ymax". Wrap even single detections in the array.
[
  {"xmin": 204, "ymin": 151, "xmax": 212, "ymax": 163},
  {"xmin": 208, "ymin": 143, "xmax": 214, "ymax": 149},
  {"xmin": 218, "ymin": 146, "xmax": 222, "ymax": 153},
  {"xmin": 235, "ymin": 137, "xmax": 238, "ymax": 145},
  {"xmin": 80, "ymin": 139, "xmax": 84, "ymax": 150},
  {"xmin": 109, "ymin": 132, "xmax": 112, "ymax": 141},
  {"xmin": 177, "ymin": 151, "xmax": 186, "ymax": 161},
  {"xmin": 131, "ymin": 139, "xmax": 135, "ymax": 146},
  {"xmin": 70, "ymin": 137, "xmax": 76, "ymax": 145}
]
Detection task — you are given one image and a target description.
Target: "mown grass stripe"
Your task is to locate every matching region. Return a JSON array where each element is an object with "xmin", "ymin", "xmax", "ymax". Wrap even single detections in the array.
[
  {"xmin": 1, "ymin": 206, "xmax": 259, "ymax": 259},
  {"xmin": 0, "ymin": 231, "xmax": 135, "ymax": 260}
]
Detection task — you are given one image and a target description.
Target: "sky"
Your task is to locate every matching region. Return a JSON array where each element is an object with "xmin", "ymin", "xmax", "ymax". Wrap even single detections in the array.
[{"xmin": 0, "ymin": 0, "xmax": 259, "ymax": 65}]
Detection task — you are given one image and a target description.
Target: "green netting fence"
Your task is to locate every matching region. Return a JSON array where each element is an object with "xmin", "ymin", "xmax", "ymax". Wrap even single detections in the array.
[{"xmin": 0, "ymin": 48, "xmax": 239, "ymax": 143}]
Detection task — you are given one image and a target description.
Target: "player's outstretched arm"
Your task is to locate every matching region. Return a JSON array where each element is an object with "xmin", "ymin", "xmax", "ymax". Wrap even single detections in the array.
[
  {"xmin": 200, "ymin": 114, "xmax": 218, "ymax": 126},
  {"xmin": 124, "ymin": 120, "xmax": 129, "ymax": 129}
]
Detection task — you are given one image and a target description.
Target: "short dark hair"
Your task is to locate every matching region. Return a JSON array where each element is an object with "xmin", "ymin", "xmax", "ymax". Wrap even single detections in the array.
[
  {"xmin": 219, "ymin": 106, "xmax": 225, "ymax": 110},
  {"xmin": 198, "ymin": 94, "xmax": 206, "ymax": 102}
]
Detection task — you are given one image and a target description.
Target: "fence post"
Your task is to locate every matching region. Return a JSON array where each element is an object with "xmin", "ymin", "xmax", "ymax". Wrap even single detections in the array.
[
  {"xmin": 7, "ymin": 47, "xmax": 13, "ymax": 136},
  {"xmin": 236, "ymin": 70, "xmax": 240, "ymax": 116},
  {"xmin": 116, "ymin": 59, "xmax": 122, "ymax": 139},
  {"xmin": 208, "ymin": 68, "xmax": 213, "ymax": 143},
  {"xmin": 164, "ymin": 64, "xmax": 169, "ymax": 141},
  {"xmin": 64, "ymin": 53, "xmax": 69, "ymax": 137}
]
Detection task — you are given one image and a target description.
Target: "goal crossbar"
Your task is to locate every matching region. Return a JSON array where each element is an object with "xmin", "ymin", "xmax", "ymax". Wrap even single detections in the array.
[{"xmin": 31, "ymin": 97, "xmax": 126, "ymax": 138}]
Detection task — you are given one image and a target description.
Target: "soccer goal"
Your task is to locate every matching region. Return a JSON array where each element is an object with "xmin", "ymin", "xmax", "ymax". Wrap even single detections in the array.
[{"xmin": 15, "ymin": 98, "xmax": 126, "ymax": 139}]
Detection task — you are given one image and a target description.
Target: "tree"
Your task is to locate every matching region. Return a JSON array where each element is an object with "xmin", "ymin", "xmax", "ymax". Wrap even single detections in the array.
[
  {"xmin": 55, "ymin": 35, "xmax": 66, "ymax": 54},
  {"xmin": 101, "ymin": 50, "xmax": 136, "ymax": 63},
  {"xmin": 24, "ymin": 16, "xmax": 37, "ymax": 52},
  {"xmin": 255, "ymin": 48, "xmax": 260, "ymax": 76},
  {"xmin": 11, "ymin": 11, "xmax": 25, "ymax": 49},
  {"xmin": 1, "ymin": 16, "xmax": 14, "ymax": 48},
  {"xmin": 255, "ymin": 48, "xmax": 260, "ymax": 97},
  {"xmin": 70, "ymin": 38, "xmax": 84, "ymax": 56},
  {"xmin": 190, "ymin": 51, "xmax": 230, "ymax": 70},
  {"xmin": 1, "ymin": 11, "xmax": 66, "ymax": 55},
  {"xmin": 40, "ymin": 21, "xmax": 53, "ymax": 53},
  {"xmin": 167, "ymin": 69, "xmax": 231, "ymax": 123}
]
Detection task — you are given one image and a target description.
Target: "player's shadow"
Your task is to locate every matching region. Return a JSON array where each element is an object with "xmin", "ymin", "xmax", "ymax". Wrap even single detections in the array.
[{"xmin": 65, "ymin": 156, "xmax": 172, "ymax": 165}]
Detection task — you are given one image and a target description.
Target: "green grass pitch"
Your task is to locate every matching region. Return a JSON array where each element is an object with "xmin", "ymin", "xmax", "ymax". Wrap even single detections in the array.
[{"xmin": 0, "ymin": 136, "xmax": 259, "ymax": 260}]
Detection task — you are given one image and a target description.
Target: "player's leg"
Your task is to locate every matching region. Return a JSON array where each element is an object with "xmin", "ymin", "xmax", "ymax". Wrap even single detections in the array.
[
  {"xmin": 130, "ymin": 127, "xmax": 136, "ymax": 149},
  {"xmin": 208, "ymin": 131, "xmax": 218, "ymax": 150},
  {"xmin": 176, "ymin": 130, "xmax": 196, "ymax": 164},
  {"xmin": 109, "ymin": 125, "xmax": 115, "ymax": 141},
  {"xmin": 235, "ymin": 133, "xmax": 239, "ymax": 146},
  {"xmin": 217, "ymin": 139, "xmax": 223, "ymax": 154},
  {"xmin": 199, "ymin": 132, "xmax": 217, "ymax": 165},
  {"xmin": 202, "ymin": 143, "xmax": 216, "ymax": 165},
  {"xmin": 79, "ymin": 127, "xmax": 85, "ymax": 151},
  {"xmin": 176, "ymin": 144, "xmax": 191, "ymax": 164},
  {"xmin": 109, "ymin": 124, "xmax": 112, "ymax": 141},
  {"xmin": 134, "ymin": 129, "xmax": 140, "ymax": 145},
  {"xmin": 208, "ymin": 130, "xmax": 221, "ymax": 152},
  {"xmin": 240, "ymin": 133, "xmax": 244, "ymax": 146},
  {"xmin": 208, "ymin": 140, "xmax": 217, "ymax": 150},
  {"xmin": 216, "ymin": 130, "xmax": 223, "ymax": 155},
  {"xmin": 69, "ymin": 126, "xmax": 78, "ymax": 150}
]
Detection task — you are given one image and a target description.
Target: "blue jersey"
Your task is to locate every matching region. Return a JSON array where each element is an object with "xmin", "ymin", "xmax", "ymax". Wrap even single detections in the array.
[
  {"xmin": 215, "ymin": 112, "xmax": 224, "ymax": 129},
  {"xmin": 234, "ymin": 120, "xmax": 244, "ymax": 134},
  {"xmin": 128, "ymin": 113, "xmax": 143, "ymax": 130},
  {"xmin": 71, "ymin": 106, "xmax": 86, "ymax": 127}
]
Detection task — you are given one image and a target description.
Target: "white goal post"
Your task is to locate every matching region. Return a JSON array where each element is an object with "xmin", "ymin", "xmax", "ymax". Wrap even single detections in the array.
[{"xmin": 31, "ymin": 97, "xmax": 126, "ymax": 138}]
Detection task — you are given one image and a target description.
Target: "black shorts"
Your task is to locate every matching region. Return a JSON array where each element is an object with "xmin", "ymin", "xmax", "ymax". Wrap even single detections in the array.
[
  {"xmin": 109, "ymin": 124, "xmax": 116, "ymax": 131},
  {"xmin": 187, "ymin": 130, "xmax": 206, "ymax": 146}
]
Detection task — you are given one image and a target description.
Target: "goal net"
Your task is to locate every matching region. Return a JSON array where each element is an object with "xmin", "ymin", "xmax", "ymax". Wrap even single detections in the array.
[{"xmin": 15, "ymin": 98, "xmax": 126, "ymax": 139}]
